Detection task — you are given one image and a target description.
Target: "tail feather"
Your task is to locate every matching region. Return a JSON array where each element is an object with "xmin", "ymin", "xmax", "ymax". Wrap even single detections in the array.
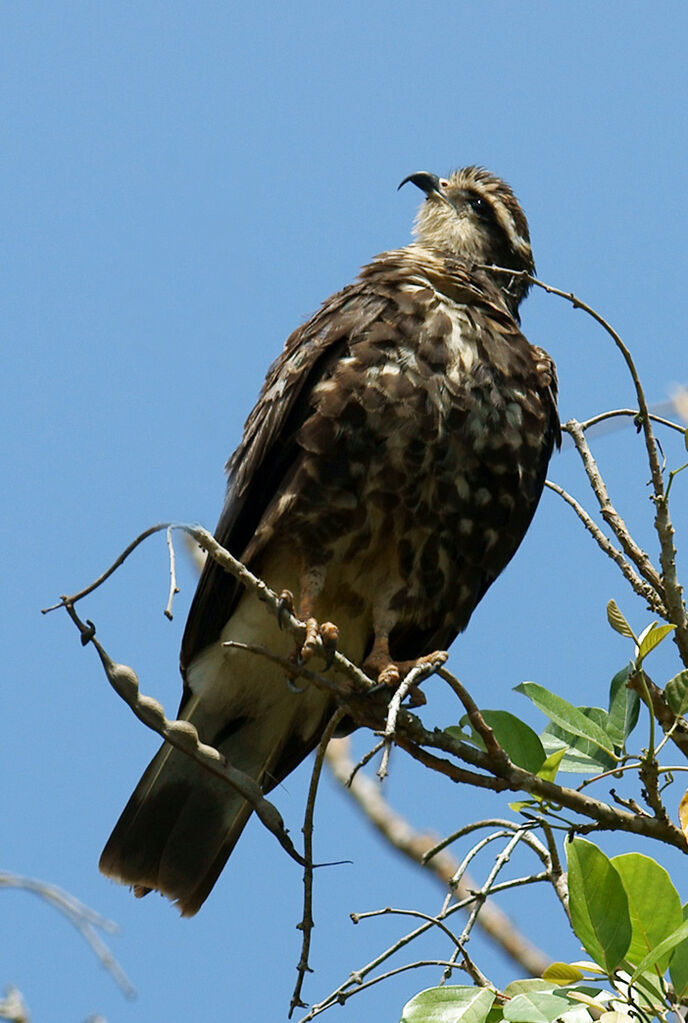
[
  {"xmin": 100, "ymin": 584, "xmax": 341, "ymax": 915},
  {"xmin": 99, "ymin": 742, "xmax": 256, "ymax": 917},
  {"xmin": 99, "ymin": 687, "xmax": 332, "ymax": 915}
]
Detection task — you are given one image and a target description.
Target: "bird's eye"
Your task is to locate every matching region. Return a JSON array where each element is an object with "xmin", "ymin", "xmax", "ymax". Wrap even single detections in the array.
[{"xmin": 468, "ymin": 195, "xmax": 490, "ymax": 217}]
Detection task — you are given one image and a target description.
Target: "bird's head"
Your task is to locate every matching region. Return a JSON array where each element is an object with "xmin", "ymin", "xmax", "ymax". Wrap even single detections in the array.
[{"xmin": 399, "ymin": 166, "xmax": 534, "ymax": 309}]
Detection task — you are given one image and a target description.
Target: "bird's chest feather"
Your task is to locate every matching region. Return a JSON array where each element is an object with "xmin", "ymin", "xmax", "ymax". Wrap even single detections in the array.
[{"xmin": 287, "ymin": 300, "xmax": 548, "ymax": 574}]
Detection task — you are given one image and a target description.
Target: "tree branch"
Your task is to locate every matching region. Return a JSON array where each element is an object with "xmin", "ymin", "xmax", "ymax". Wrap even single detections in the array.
[{"xmin": 325, "ymin": 739, "xmax": 551, "ymax": 977}]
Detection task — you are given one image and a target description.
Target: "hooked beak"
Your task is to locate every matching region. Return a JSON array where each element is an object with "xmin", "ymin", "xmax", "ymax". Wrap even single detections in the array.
[{"xmin": 397, "ymin": 171, "xmax": 443, "ymax": 197}]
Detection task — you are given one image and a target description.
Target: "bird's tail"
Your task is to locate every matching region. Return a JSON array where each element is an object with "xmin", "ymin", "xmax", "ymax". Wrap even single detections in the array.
[{"xmin": 99, "ymin": 697, "xmax": 296, "ymax": 917}]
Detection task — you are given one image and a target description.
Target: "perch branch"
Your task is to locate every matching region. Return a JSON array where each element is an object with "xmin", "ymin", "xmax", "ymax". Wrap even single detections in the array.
[{"xmin": 61, "ymin": 602, "xmax": 309, "ymax": 868}]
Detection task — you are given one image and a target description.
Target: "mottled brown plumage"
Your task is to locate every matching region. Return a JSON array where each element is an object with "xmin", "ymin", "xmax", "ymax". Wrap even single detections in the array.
[{"xmin": 100, "ymin": 166, "xmax": 559, "ymax": 915}]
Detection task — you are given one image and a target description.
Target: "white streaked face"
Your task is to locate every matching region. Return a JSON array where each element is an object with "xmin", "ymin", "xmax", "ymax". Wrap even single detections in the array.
[{"xmin": 412, "ymin": 169, "xmax": 533, "ymax": 275}]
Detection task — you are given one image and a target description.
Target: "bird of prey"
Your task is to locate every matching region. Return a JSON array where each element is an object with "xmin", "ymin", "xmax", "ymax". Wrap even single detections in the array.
[{"xmin": 100, "ymin": 166, "xmax": 560, "ymax": 916}]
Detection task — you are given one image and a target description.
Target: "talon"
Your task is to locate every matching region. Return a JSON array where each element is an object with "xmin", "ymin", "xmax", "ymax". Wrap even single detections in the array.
[
  {"xmin": 319, "ymin": 621, "xmax": 339, "ymax": 669},
  {"xmin": 276, "ymin": 589, "xmax": 294, "ymax": 630},
  {"xmin": 377, "ymin": 664, "xmax": 400, "ymax": 687},
  {"xmin": 287, "ymin": 676, "xmax": 307, "ymax": 693}
]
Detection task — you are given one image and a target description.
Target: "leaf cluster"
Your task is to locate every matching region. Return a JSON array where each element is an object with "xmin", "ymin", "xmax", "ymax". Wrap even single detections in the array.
[{"xmin": 401, "ymin": 841, "xmax": 688, "ymax": 1023}]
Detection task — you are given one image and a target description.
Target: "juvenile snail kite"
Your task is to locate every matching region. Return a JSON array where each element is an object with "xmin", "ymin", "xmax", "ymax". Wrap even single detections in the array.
[{"xmin": 100, "ymin": 166, "xmax": 560, "ymax": 915}]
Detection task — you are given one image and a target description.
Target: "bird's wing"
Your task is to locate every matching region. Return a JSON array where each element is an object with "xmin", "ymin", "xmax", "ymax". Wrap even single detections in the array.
[{"xmin": 180, "ymin": 277, "xmax": 389, "ymax": 676}]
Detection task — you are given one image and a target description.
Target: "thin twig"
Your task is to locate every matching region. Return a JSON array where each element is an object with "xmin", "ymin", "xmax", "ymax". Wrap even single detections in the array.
[
  {"xmin": 41, "ymin": 522, "xmax": 173, "ymax": 612},
  {"xmin": 564, "ymin": 419, "xmax": 666, "ymax": 599},
  {"xmin": 301, "ymin": 870, "xmax": 552, "ymax": 1022},
  {"xmin": 437, "ymin": 668, "xmax": 507, "ymax": 762},
  {"xmin": 296, "ymin": 960, "xmax": 472, "ymax": 1022},
  {"xmin": 378, "ymin": 659, "xmax": 443, "ymax": 781},
  {"xmin": 0, "ymin": 871, "xmax": 134, "ymax": 998},
  {"xmin": 164, "ymin": 525, "xmax": 179, "ymax": 620},
  {"xmin": 458, "ymin": 831, "xmax": 526, "ymax": 949},
  {"xmin": 539, "ymin": 821, "xmax": 569, "ymax": 915},
  {"xmin": 326, "ymin": 742, "xmax": 550, "ymax": 976},
  {"xmin": 63, "ymin": 603, "xmax": 309, "ymax": 868},
  {"xmin": 544, "ymin": 480, "xmax": 668, "ymax": 616},
  {"xmin": 579, "ymin": 409, "xmax": 687, "ymax": 435},
  {"xmin": 484, "ymin": 266, "xmax": 688, "ymax": 662},
  {"xmin": 346, "ymin": 740, "xmax": 385, "ymax": 784},
  {"xmin": 290, "ymin": 709, "xmax": 347, "ymax": 1017}
]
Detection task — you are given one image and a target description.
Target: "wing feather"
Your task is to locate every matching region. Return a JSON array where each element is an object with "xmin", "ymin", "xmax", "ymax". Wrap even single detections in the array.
[{"xmin": 180, "ymin": 281, "xmax": 387, "ymax": 673}]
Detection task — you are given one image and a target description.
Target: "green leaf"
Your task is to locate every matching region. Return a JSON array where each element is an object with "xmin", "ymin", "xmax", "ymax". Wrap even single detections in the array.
[
  {"xmin": 684, "ymin": 427, "xmax": 688, "ymax": 453},
  {"xmin": 502, "ymin": 991, "xmax": 571, "ymax": 1022},
  {"xmin": 665, "ymin": 670, "xmax": 688, "ymax": 716},
  {"xmin": 485, "ymin": 1008, "xmax": 504, "ymax": 1023},
  {"xmin": 611, "ymin": 853, "xmax": 682, "ymax": 970},
  {"xmin": 458, "ymin": 710, "xmax": 546, "ymax": 773},
  {"xmin": 508, "ymin": 799, "xmax": 537, "ymax": 813},
  {"xmin": 669, "ymin": 904, "xmax": 688, "ymax": 1000},
  {"xmin": 630, "ymin": 918, "xmax": 688, "ymax": 981},
  {"xmin": 544, "ymin": 706, "xmax": 617, "ymax": 770},
  {"xmin": 540, "ymin": 733, "xmax": 613, "ymax": 775},
  {"xmin": 636, "ymin": 622, "xmax": 676, "ymax": 664},
  {"xmin": 560, "ymin": 1008, "xmax": 604, "ymax": 1023},
  {"xmin": 607, "ymin": 600, "xmax": 635, "ymax": 638},
  {"xmin": 503, "ymin": 980, "xmax": 553, "ymax": 996},
  {"xmin": 542, "ymin": 963, "xmax": 584, "ymax": 985},
  {"xmin": 516, "ymin": 683, "xmax": 617, "ymax": 757},
  {"xmin": 566, "ymin": 838, "xmax": 631, "ymax": 973},
  {"xmin": 401, "ymin": 986, "xmax": 496, "ymax": 1023},
  {"xmin": 606, "ymin": 665, "xmax": 640, "ymax": 746},
  {"xmin": 537, "ymin": 746, "xmax": 568, "ymax": 782}
]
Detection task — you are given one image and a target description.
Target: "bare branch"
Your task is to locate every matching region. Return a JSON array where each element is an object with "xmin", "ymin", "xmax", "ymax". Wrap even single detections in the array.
[
  {"xmin": 483, "ymin": 267, "xmax": 688, "ymax": 662},
  {"xmin": 564, "ymin": 419, "xmax": 666, "ymax": 599},
  {"xmin": 544, "ymin": 479, "xmax": 668, "ymax": 616},
  {"xmin": 578, "ymin": 408, "xmax": 687, "ymax": 435},
  {"xmin": 62, "ymin": 602, "xmax": 309, "ymax": 868},
  {"xmin": 437, "ymin": 667, "xmax": 507, "ymax": 762},
  {"xmin": 164, "ymin": 525, "xmax": 179, "ymax": 619},
  {"xmin": 378, "ymin": 657, "xmax": 446, "ymax": 780},
  {"xmin": 296, "ymin": 960, "xmax": 469, "ymax": 1022},
  {"xmin": 41, "ymin": 522, "xmax": 173, "ymax": 612},
  {"xmin": 0, "ymin": 871, "xmax": 134, "ymax": 998},
  {"xmin": 403, "ymin": 723, "xmax": 688, "ymax": 852},
  {"xmin": 291, "ymin": 709, "xmax": 347, "ymax": 1017},
  {"xmin": 326, "ymin": 741, "xmax": 551, "ymax": 977}
]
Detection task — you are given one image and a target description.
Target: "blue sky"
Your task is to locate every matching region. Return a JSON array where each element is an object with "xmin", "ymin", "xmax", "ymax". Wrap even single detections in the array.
[{"xmin": 3, "ymin": 3, "xmax": 688, "ymax": 1021}]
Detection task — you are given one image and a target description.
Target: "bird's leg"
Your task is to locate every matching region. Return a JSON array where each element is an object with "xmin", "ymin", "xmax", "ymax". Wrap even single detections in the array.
[
  {"xmin": 293, "ymin": 565, "xmax": 339, "ymax": 667},
  {"xmin": 363, "ymin": 629, "xmax": 401, "ymax": 687},
  {"xmin": 363, "ymin": 604, "xmax": 447, "ymax": 705}
]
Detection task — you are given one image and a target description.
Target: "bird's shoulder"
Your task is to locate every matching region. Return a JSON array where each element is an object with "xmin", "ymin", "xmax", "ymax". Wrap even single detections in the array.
[{"xmin": 230, "ymin": 244, "xmax": 533, "ymax": 490}]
